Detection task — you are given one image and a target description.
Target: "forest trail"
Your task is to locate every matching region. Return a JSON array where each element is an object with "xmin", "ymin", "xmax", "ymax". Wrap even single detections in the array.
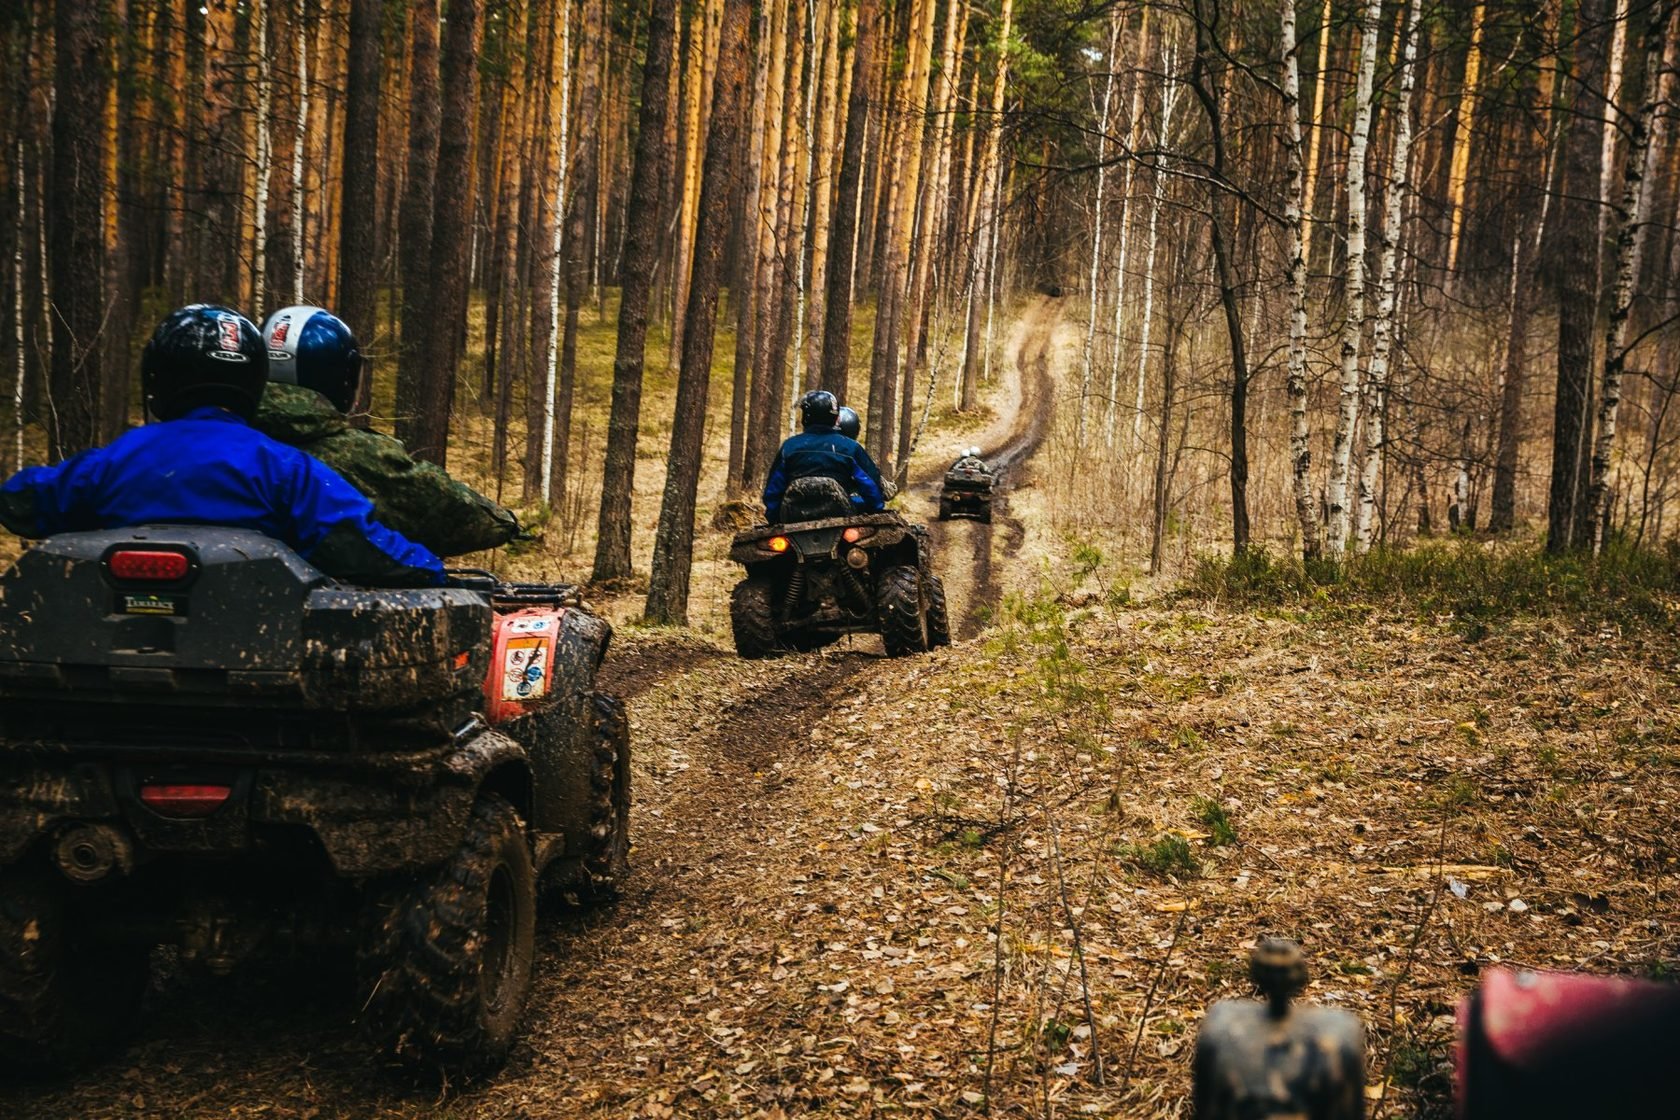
[
  {"xmin": 1, "ymin": 299, "xmax": 1068, "ymax": 1120},
  {"xmin": 914, "ymin": 293, "xmax": 1060, "ymax": 638}
]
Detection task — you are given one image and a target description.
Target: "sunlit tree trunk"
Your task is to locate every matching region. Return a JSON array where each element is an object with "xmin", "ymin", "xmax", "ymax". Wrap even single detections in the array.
[
  {"xmin": 540, "ymin": 0, "xmax": 572, "ymax": 503},
  {"xmin": 1301, "ymin": 0, "xmax": 1333, "ymax": 271},
  {"xmin": 1106, "ymin": 7, "xmax": 1148, "ymax": 445},
  {"xmin": 252, "ymin": 0, "xmax": 272, "ymax": 315},
  {"xmin": 646, "ymin": 0, "xmax": 750, "ymax": 626},
  {"xmin": 727, "ymin": 1, "xmax": 774, "ymax": 492},
  {"xmin": 669, "ymin": 3, "xmax": 703, "ymax": 370},
  {"xmin": 1324, "ymin": 0, "xmax": 1381, "ymax": 558},
  {"xmin": 801, "ymin": 0, "xmax": 843, "ymax": 400},
  {"xmin": 820, "ymin": 0, "xmax": 878, "ymax": 407},
  {"xmin": 1354, "ymin": 0, "xmax": 1421, "ymax": 553},
  {"xmin": 1443, "ymin": 2, "xmax": 1485, "ymax": 284}
]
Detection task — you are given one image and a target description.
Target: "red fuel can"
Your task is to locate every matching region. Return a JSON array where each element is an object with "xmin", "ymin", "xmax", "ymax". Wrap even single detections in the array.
[{"xmin": 483, "ymin": 607, "xmax": 569, "ymax": 723}]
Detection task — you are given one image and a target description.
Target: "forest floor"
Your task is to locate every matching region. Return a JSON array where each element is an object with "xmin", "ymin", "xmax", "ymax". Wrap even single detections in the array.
[{"xmin": 5, "ymin": 299, "xmax": 1678, "ymax": 1120}]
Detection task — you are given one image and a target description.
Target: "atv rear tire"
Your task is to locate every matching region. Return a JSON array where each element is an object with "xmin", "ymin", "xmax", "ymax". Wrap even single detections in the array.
[
  {"xmin": 359, "ymin": 794, "xmax": 536, "ymax": 1076},
  {"xmin": 0, "ymin": 870, "xmax": 148, "ymax": 1074},
  {"xmin": 730, "ymin": 577, "xmax": 780, "ymax": 659},
  {"xmin": 579, "ymin": 692, "xmax": 631, "ymax": 901},
  {"xmin": 927, "ymin": 575, "xmax": 952, "ymax": 648},
  {"xmin": 878, "ymin": 565, "xmax": 930, "ymax": 657}
]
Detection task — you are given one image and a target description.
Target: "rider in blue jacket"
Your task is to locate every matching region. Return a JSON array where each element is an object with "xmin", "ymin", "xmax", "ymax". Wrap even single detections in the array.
[
  {"xmin": 0, "ymin": 305, "xmax": 445, "ymax": 587},
  {"xmin": 762, "ymin": 390, "xmax": 886, "ymax": 523}
]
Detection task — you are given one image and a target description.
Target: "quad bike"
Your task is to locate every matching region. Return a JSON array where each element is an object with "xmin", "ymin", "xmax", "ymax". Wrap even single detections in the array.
[
  {"xmin": 730, "ymin": 477, "xmax": 950, "ymax": 658},
  {"xmin": 939, "ymin": 450, "xmax": 994, "ymax": 523},
  {"xmin": 0, "ymin": 526, "xmax": 630, "ymax": 1077}
]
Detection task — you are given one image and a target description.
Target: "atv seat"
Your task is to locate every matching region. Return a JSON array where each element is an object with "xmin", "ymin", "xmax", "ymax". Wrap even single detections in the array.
[{"xmin": 780, "ymin": 476, "xmax": 854, "ymax": 523}]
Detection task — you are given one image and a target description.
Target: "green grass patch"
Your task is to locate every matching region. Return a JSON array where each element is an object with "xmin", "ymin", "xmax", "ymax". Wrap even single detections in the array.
[
  {"xmin": 1181, "ymin": 538, "xmax": 1680, "ymax": 629},
  {"xmin": 1191, "ymin": 796, "xmax": 1238, "ymax": 846},
  {"xmin": 1120, "ymin": 833, "xmax": 1201, "ymax": 878}
]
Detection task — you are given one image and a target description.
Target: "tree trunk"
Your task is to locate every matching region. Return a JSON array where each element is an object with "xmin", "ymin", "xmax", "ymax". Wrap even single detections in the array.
[
  {"xmin": 1105, "ymin": 7, "xmax": 1148, "ymax": 444},
  {"xmin": 1544, "ymin": 0, "xmax": 1609, "ymax": 553},
  {"xmin": 338, "ymin": 0, "xmax": 381, "ymax": 408},
  {"xmin": 1132, "ymin": 37, "xmax": 1179, "ymax": 446},
  {"xmin": 1588, "ymin": 3, "xmax": 1672, "ymax": 552},
  {"xmin": 1080, "ymin": 14, "xmax": 1119, "ymax": 447},
  {"xmin": 1354, "ymin": 0, "xmax": 1421, "ymax": 552},
  {"xmin": 1301, "ymin": 0, "xmax": 1333, "ymax": 271},
  {"xmin": 1489, "ymin": 236, "xmax": 1528, "ymax": 532},
  {"xmin": 394, "ymin": 0, "xmax": 440, "ymax": 446},
  {"xmin": 960, "ymin": 0, "xmax": 1013, "ymax": 414},
  {"xmin": 1443, "ymin": 2, "xmax": 1486, "ymax": 282},
  {"xmin": 410, "ymin": 0, "xmax": 482, "ymax": 466},
  {"xmin": 645, "ymin": 0, "xmax": 750, "ymax": 626},
  {"xmin": 1281, "ymin": 0, "xmax": 1319, "ymax": 558},
  {"xmin": 726, "ymin": 0, "xmax": 775, "ymax": 493},
  {"xmin": 554, "ymin": 0, "xmax": 606, "ymax": 507},
  {"xmin": 48, "ymin": 0, "xmax": 107, "ymax": 457},
  {"xmin": 1324, "ymin": 0, "xmax": 1381, "ymax": 558},
  {"xmin": 1187, "ymin": 0, "xmax": 1253, "ymax": 552},
  {"xmin": 592, "ymin": 0, "xmax": 675, "ymax": 582},
  {"xmin": 819, "ymin": 0, "xmax": 880, "ymax": 406},
  {"xmin": 801, "ymin": 0, "xmax": 843, "ymax": 401}
]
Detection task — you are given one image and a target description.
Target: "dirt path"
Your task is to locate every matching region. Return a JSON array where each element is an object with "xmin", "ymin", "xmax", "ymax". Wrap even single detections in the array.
[
  {"xmin": 3, "ymin": 301, "xmax": 1065, "ymax": 1120},
  {"xmin": 914, "ymin": 295, "xmax": 1059, "ymax": 637}
]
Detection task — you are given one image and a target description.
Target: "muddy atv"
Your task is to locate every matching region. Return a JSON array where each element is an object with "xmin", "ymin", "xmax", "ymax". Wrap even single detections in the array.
[
  {"xmin": 0, "ymin": 527, "xmax": 630, "ymax": 1077},
  {"xmin": 939, "ymin": 454, "xmax": 994, "ymax": 523},
  {"xmin": 730, "ymin": 477, "xmax": 950, "ymax": 658}
]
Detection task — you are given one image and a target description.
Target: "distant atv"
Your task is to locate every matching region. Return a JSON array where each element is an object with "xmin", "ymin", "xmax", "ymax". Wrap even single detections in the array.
[
  {"xmin": 730, "ymin": 478, "xmax": 950, "ymax": 658},
  {"xmin": 0, "ymin": 527, "xmax": 629, "ymax": 1077},
  {"xmin": 939, "ymin": 448, "xmax": 995, "ymax": 523}
]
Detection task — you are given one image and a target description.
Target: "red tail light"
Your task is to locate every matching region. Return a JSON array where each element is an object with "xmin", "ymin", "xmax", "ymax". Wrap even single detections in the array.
[
  {"xmin": 109, "ymin": 550, "xmax": 190, "ymax": 581},
  {"xmin": 139, "ymin": 784, "xmax": 231, "ymax": 818}
]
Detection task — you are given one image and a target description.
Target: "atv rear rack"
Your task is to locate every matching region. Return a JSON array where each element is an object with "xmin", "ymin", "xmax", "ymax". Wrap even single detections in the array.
[{"xmin": 446, "ymin": 569, "xmax": 585, "ymax": 610}]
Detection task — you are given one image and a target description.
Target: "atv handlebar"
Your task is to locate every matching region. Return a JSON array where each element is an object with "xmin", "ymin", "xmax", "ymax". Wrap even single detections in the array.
[{"xmin": 445, "ymin": 568, "xmax": 585, "ymax": 610}]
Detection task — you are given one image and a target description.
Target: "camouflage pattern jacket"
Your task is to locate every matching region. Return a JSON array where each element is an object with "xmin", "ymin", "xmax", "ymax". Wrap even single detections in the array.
[{"xmin": 254, "ymin": 382, "xmax": 518, "ymax": 557}]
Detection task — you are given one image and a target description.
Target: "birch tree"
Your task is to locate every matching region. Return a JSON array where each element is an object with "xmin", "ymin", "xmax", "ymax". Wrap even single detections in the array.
[
  {"xmin": 1324, "ymin": 0, "xmax": 1382, "ymax": 558},
  {"xmin": 1133, "ymin": 37, "xmax": 1180, "ymax": 445},
  {"xmin": 1079, "ymin": 13, "xmax": 1119, "ymax": 447},
  {"xmin": 959, "ymin": 0, "xmax": 1013, "ymax": 414},
  {"xmin": 1282, "ymin": 0, "xmax": 1318, "ymax": 558},
  {"xmin": 1106, "ymin": 7, "xmax": 1149, "ymax": 446},
  {"xmin": 1353, "ymin": 0, "xmax": 1421, "ymax": 552},
  {"xmin": 1588, "ymin": 3, "xmax": 1674, "ymax": 552}
]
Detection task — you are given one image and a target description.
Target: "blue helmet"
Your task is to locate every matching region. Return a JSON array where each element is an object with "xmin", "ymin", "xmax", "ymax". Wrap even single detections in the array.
[
  {"xmin": 260, "ymin": 305, "xmax": 363, "ymax": 413},
  {"xmin": 837, "ymin": 406, "xmax": 860, "ymax": 440},
  {"xmin": 141, "ymin": 305, "xmax": 268, "ymax": 421}
]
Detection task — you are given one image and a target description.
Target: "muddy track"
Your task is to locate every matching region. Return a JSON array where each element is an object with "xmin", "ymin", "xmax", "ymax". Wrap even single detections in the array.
[
  {"xmin": 596, "ymin": 633, "xmax": 728, "ymax": 700},
  {"xmin": 916, "ymin": 295, "xmax": 1059, "ymax": 637}
]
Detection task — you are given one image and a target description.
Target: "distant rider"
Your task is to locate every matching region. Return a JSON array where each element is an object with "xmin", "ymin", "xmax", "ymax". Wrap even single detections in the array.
[
  {"xmin": 254, "ymin": 305, "xmax": 519, "ymax": 556},
  {"xmin": 0, "ymin": 305, "xmax": 444, "ymax": 587},
  {"xmin": 763, "ymin": 390, "xmax": 886, "ymax": 523}
]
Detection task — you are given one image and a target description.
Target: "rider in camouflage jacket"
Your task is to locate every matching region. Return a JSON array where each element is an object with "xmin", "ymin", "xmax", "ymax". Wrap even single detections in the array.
[{"xmin": 253, "ymin": 307, "xmax": 519, "ymax": 557}]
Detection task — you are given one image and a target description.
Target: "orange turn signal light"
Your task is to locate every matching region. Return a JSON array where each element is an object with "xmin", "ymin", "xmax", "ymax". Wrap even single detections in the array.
[
  {"xmin": 843, "ymin": 527, "xmax": 861, "ymax": 543},
  {"xmin": 768, "ymin": 536, "xmax": 791, "ymax": 553}
]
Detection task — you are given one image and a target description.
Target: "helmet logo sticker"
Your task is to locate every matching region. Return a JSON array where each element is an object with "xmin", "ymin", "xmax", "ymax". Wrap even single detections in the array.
[
  {"xmin": 268, "ymin": 317, "xmax": 293, "ymax": 361},
  {"xmin": 210, "ymin": 314, "xmax": 249, "ymax": 363}
]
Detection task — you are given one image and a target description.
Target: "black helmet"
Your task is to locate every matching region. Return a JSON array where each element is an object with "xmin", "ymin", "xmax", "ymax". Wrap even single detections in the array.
[
  {"xmin": 837, "ymin": 406, "xmax": 860, "ymax": 440},
  {"xmin": 799, "ymin": 389, "xmax": 840, "ymax": 431},
  {"xmin": 141, "ymin": 305, "xmax": 268, "ymax": 421},
  {"xmin": 260, "ymin": 305, "xmax": 363, "ymax": 413}
]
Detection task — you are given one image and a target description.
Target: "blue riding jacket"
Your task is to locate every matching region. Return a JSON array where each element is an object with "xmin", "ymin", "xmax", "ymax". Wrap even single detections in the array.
[
  {"xmin": 0, "ymin": 408, "xmax": 445, "ymax": 587},
  {"xmin": 763, "ymin": 428, "xmax": 886, "ymax": 523}
]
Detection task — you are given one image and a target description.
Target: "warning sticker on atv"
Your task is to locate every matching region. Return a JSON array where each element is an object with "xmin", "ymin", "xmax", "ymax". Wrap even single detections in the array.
[
  {"xmin": 122, "ymin": 594, "xmax": 181, "ymax": 616},
  {"xmin": 501, "ymin": 637, "xmax": 549, "ymax": 701},
  {"xmin": 508, "ymin": 616, "xmax": 553, "ymax": 633}
]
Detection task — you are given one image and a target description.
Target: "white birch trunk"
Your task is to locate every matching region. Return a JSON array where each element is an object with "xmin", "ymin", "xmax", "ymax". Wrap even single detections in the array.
[
  {"xmin": 291, "ymin": 0, "xmax": 309, "ymax": 302},
  {"xmin": 1354, "ymin": 0, "xmax": 1421, "ymax": 552},
  {"xmin": 253, "ymin": 0, "xmax": 273, "ymax": 313},
  {"xmin": 1079, "ymin": 12, "xmax": 1119, "ymax": 446},
  {"xmin": 1324, "ymin": 0, "xmax": 1382, "ymax": 558},
  {"xmin": 541, "ymin": 0, "xmax": 572, "ymax": 506},
  {"xmin": 1589, "ymin": 4, "xmax": 1671, "ymax": 552},
  {"xmin": 1282, "ymin": 0, "xmax": 1317, "ymax": 556},
  {"xmin": 1601, "ymin": 0, "xmax": 1630, "ymax": 225},
  {"xmin": 1106, "ymin": 10, "xmax": 1149, "ymax": 446},
  {"xmin": 1132, "ymin": 39, "xmax": 1178, "ymax": 444}
]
